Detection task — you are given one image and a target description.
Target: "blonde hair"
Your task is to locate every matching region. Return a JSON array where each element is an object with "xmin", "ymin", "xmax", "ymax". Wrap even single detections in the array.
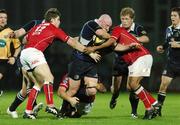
[{"xmin": 120, "ymin": 7, "xmax": 135, "ymax": 19}]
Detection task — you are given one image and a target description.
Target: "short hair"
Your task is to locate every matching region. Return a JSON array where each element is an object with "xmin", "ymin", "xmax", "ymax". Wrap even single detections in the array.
[
  {"xmin": 44, "ymin": 8, "xmax": 61, "ymax": 22},
  {"xmin": 120, "ymin": 7, "xmax": 135, "ymax": 20},
  {"xmin": 0, "ymin": 9, "xmax": 7, "ymax": 14},
  {"xmin": 171, "ymin": 7, "xmax": 180, "ymax": 17}
]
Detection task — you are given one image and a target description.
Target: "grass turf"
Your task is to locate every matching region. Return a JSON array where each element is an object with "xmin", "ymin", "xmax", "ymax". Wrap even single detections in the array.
[{"xmin": 0, "ymin": 91, "xmax": 180, "ymax": 125}]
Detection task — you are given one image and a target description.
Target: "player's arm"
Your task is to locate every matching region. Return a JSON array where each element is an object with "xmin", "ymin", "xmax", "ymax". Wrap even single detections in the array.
[
  {"xmin": 67, "ymin": 37, "xmax": 86, "ymax": 52},
  {"xmin": 8, "ymin": 39, "xmax": 21, "ymax": 65},
  {"xmin": 95, "ymin": 29, "xmax": 111, "ymax": 39},
  {"xmin": 157, "ymin": 28, "xmax": 171, "ymax": 53},
  {"xmin": 85, "ymin": 37, "xmax": 116, "ymax": 53},
  {"xmin": 114, "ymin": 42, "xmax": 140, "ymax": 52},
  {"xmin": 11, "ymin": 20, "xmax": 42, "ymax": 38},
  {"xmin": 169, "ymin": 38, "xmax": 180, "ymax": 48},
  {"xmin": 58, "ymin": 86, "xmax": 79, "ymax": 107},
  {"xmin": 136, "ymin": 26, "xmax": 149, "ymax": 43},
  {"xmin": 136, "ymin": 35, "xmax": 149, "ymax": 43}
]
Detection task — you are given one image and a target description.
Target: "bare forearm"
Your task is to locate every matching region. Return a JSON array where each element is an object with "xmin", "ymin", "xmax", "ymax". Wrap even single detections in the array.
[
  {"xmin": 14, "ymin": 28, "xmax": 26, "ymax": 38},
  {"xmin": 67, "ymin": 38, "xmax": 85, "ymax": 52},
  {"xmin": 137, "ymin": 35, "xmax": 149, "ymax": 43},
  {"xmin": 114, "ymin": 44, "xmax": 130, "ymax": 51},
  {"xmin": 94, "ymin": 38, "xmax": 115, "ymax": 50},
  {"xmin": 59, "ymin": 91, "xmax": 72, "ymax": 103},
  {"xmin": 13, "ymin": 46, "xmax": 21, "ymax": 57}
]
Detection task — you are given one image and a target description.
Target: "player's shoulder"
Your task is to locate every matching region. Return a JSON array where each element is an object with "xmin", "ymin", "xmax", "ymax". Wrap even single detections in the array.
[
  {"xmin": 113, "ymin": 25, "xmax": 125, "ymax": 31},
  {"xmin": 0, "ymin": 27, "xmax": 13, "ymax": 36}
]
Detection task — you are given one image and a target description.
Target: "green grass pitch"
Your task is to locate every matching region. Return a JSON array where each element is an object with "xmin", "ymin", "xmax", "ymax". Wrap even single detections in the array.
[{"xmin": 0, "ymin": 92, "xmax": 180, "ymax": 125}]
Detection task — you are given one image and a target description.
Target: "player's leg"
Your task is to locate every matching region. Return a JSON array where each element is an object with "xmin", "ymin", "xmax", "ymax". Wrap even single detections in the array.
[
  {"xmin": 30, "ymin": 63, "xmax": 58, "ymax": 116},
  {"xmin": 84, "ymin": 76, "xmax": 98, "ymax": 96},
  {"xmin": 127, "ymin": 83, "xmax": 139, "ymax": 118},
  {"xmin": 109, "ymin": 75, "xmax": 122, "ymax": 109},
  {"xmin": 157, "ymin": 75, "xmax": 172, "ymax": 116},
  {"xmin": 127, "ymin": 55, "xmax": 158, "ymax": 120},
  {"xmin": 128, "ymin": 76, "xmax": 158, "ymax": 120},
  {"xmin": 0, "ymin": 73, "xmax": 3, "ymax": 96}
]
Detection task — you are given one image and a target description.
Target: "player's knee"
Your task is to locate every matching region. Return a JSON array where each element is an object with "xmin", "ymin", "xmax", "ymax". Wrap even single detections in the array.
[{"xmin": 86, "ymin": 87, "xmax": 97, "ymax": 96}]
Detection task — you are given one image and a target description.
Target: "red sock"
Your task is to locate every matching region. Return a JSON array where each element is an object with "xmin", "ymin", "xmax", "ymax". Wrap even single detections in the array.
[
  {"xmin": 26, "ymin": 86, "xmax": 39, "ymax": 111},
  {"xmin": 144, "ymin": 90, "xmax": 157, "ymax": 105},
  {"xmin": 134, "ymin": 86, "xmax": 152, "ymax": 110},
  {"xmin": 43, "ymin": 82, "xmax": 54, "ymax": 106}
]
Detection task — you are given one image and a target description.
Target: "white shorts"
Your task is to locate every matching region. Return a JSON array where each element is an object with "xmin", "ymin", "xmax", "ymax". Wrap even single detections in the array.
[
  {"xmin": 20, "ymin": 48, "xmax": 47, "ymax": 71},
  {"xmin": 128, "ymin": 54, "xmax": 153, "ymax": 77}
]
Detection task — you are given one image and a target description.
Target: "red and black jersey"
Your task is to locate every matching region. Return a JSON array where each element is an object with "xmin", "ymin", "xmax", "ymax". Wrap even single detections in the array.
[
  {"xmin": 25, "ymin": 22, "xmax": 69, "ymax": 52},
  {"xmin": 111, "ymin": 26, "xmax": 150, "ymax": 65}
]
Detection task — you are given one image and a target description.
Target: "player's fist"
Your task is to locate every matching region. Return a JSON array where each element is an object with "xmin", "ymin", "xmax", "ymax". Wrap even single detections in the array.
[{"xmin": 156, "ymin": 45, "xmax": 164, "ymax": 53}]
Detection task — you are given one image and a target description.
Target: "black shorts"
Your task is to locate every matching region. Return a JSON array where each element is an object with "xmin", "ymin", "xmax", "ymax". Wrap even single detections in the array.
[
  {"xmin": 68, "ymin": 58, "xmax": 98, "ymax": 80},
  {"xmin": 162, "ymin": 63, "xmax": 180, "ymax": 78},
  {"xmin": 0, "ymin": 59, "xmax": 10, "ymax": 75},
  {"xmin": 112, "ymin": 57, "xmax": 128, "ymax": 76}
]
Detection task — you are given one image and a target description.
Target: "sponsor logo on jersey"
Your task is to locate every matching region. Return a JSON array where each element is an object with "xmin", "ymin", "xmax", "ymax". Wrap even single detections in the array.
[{"xmin": 0, "ymin": 39, "xmax": 6, "ymax": 47}]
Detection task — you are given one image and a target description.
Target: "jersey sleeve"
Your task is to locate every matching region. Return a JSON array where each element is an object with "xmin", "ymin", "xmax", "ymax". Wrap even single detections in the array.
[
  {"xmin": 59, "ymin": 76, "xmax": 69, "ymax": 89},
  {"xmin": 22, "ymin": 20, "xmax": 42, "ymax": 32},
  {"xmin": 87, "ymin": 20, "xmax": 101, "ymax": 33},
  {"xmin": 163, "ymin": 27, "xmax": 171, "ymax": 49},
  {"xmin": 110, "ymin": 26, "xmax": 121, "ymax": 40},
  {"xmin": 55, "ymin": 28, "xmax": 69, "ymax": 42},
  {"xmin": 136, "ymin": 25, "xmax": 147, "ymax": 36}
]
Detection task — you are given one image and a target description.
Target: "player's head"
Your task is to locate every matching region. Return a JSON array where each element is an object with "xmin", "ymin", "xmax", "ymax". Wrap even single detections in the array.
[
  {"xmin": 120, "ymin": 7, "xmax": 135, "ymax": 29},
  {"xmin": 171, "ymin": 7, "xmax": 180, "ymax": 27},
  {"xmin": 0, "ymin": 9, "xmax": 7, "ymax": 29},
  {"xmin": 98, "ymin": 14, "xmax": 112, "ymax": 31},
  {"xmin": 44, "ymin": 8, "xmax": 61, "ymax": 27}
]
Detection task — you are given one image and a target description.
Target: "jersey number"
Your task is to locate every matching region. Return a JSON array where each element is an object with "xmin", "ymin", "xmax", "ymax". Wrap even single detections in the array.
[{"xmin": 32, "ymin": 23, "xmax": 49, "ymax": 35}]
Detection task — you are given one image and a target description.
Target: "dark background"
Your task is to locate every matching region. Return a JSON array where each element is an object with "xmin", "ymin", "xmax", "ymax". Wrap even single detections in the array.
[{"xmin": 1, "ymin": 0, "xmax": 180, "ymax": 92}]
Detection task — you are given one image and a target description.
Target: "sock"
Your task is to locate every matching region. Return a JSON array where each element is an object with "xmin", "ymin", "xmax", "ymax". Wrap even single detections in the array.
[
  {"xmin": 158, "ymin": 92, "xmax": 166, "ymax": 105},
  {"xmin": 134, "ymin": 86, "xmax": 152, "ymax": 110},
  {"xmin": 26, "ymin": 86, "xmax": 40, "ymax": 112},
  {"xmin": 9, "ymin": 91, "xmax": 26, "ymax": 111},
  {"xmin": 26, "ymin": 88, "xmax": 37, "ymax": 108},
  {"xmin": 129, "ymin": 91, "xmax": 139, "ymax": 114},
  {"xmin": 111, "ymin": 87, "xmax": 120, "ymax": 101},
  {"xmin": 144, "ymin": 89, "xmax": 157, "ymax": 105},
  {"xmin": 43, "ymin": 82, "xmax": 54, "ymax": 106}
]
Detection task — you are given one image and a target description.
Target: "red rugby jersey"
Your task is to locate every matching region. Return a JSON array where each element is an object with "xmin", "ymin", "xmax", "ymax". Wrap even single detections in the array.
[
  {"xmin": 25, "ymin": 22, "xmax": 69, "ymax": 52},
  {"xmin": 111, "ymin": 26, "xmax": 150, "ymax": 65}
]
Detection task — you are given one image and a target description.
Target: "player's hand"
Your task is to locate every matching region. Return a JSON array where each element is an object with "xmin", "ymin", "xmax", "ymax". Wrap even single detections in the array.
[
  {"xmin": 156, "ymin": 45, "xmax": 164, "ymax": 53},
  {"xmin": 89, "ymin": 52, "xmax": 101, "ymax": 62},
  {"xmin": 85, "ymin": 46, "xmax": 96, "ymax": 54},
  {"xmin": 5, "ymin": 31, "xmax": 15, "ymax": 38},
  {"xmin": 8, "ymin": 57, "xmax": 16, "ymax": 65},
  {"xmin": 129, "ymin": 43, "xmax": 140, "ymax": 49},
  {"xmin": 69, "ymin": 97, "xmax": 79, "ymax": 107},
  {"xmin": 169, "ymin": 39, "xmax": 180, "ymax": 48}
]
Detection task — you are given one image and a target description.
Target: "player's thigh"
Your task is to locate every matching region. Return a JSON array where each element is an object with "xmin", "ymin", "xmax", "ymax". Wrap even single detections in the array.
[
  {"xmin": 84, "ymin": 76, "xmax": 98, "ymax": 96},
  {"xmin": 33, "ymin": 63, "xmax": 54, "ymax": 83},
  {"xmin": 67, "ymin": 77, "xmax": 81, "ymax": 96}
]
